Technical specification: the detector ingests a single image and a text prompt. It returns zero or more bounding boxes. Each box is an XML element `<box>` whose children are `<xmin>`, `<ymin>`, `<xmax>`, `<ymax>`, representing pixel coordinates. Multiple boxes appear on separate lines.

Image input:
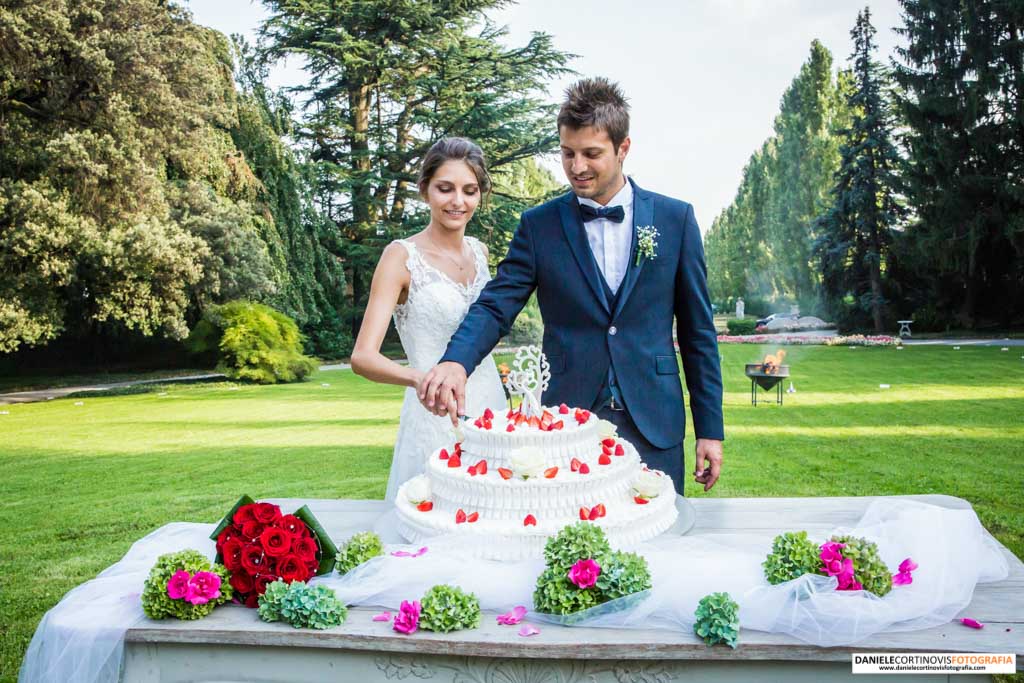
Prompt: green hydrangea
<box><xmin>257</xmin><ymin>580</ymin><xmax>347</xmax><ymax>629</ymax></box>
<box><xmin>542</xmin><ymin>522</ymin><xmax>612</xmax><ymax>573</ymax></box>
<box><xmin>694</xmin><ymin>592</ymin><xmax>740</xmax><ymax>648</ymax></box>
<box><xmin>763</xmin><ymin>531</ymin><xmax>821</xmax><ymax>585</ymax></box>
<box><xmin>141</xmin><ymin>549</ymin><xmax>232</xmax><ymax>620</ymax></box>
<box><xmin>595</xmin><ymin>550</ymin><xmax>652</xmax><ymax>600</ymax></box>
<box><xmin>335</xmin><ymin>531</ymin><xmax>384</xmax><ymax>574</ymax></box>
<box><xmin>828</xmin><ymin>535</ymin><xmax>893</xmax><ymax>597</ymax></box>
<box><xmin>418</xmin><ymin>584</ymin><xmax>481</xmax><ymax>632</ymax></box>
<box><xmin>533</xmin><ymin>565</ymin><xmax>602</xmax><ymax>616</ymax></box>
<box><xmin>257</xmin><ymin>580</ymin><xmax>290</xmax><ymax>622</ymax></box>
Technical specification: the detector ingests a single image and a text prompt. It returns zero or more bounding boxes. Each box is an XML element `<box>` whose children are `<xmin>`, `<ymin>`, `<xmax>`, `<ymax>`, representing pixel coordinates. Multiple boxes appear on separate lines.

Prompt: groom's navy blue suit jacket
<box><xmin>441</xmin><ymin>178</ymin><xmax>724</xmax><ymax>448</ymax></box>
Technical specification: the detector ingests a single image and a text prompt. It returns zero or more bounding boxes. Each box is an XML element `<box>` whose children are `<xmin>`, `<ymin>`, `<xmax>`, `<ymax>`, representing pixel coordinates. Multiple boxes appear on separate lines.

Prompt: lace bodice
<box><xmin>393</xmin><ymin>237</ymin><xmax>490</xmax><ymax>370</ymax></box>
<box><xmin>384</xmin><ymin>236</ymin><xmax>506</xmax><ymax>503</ymax></box>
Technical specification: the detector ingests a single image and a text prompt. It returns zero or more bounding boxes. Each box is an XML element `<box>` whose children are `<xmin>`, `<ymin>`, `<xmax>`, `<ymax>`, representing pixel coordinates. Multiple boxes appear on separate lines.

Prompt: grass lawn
<box><xmin>2</xmin><ymin>344</ymin><xmax>1023</xmax><ymax>680</ymax></box>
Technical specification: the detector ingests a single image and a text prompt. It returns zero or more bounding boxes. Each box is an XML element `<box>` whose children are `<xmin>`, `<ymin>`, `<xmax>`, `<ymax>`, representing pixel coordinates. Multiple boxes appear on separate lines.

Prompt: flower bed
<box><xmin>717</xmin><ymin>334</ymin><xmax>900</xmax><ymax>346</ymax></box>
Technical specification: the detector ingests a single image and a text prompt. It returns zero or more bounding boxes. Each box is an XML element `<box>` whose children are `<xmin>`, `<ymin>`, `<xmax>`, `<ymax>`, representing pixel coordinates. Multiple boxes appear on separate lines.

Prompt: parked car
<box><xmin>753</xmin><ymin>313</ymin><xmax>798</xmax><ymax>327</ymax></box>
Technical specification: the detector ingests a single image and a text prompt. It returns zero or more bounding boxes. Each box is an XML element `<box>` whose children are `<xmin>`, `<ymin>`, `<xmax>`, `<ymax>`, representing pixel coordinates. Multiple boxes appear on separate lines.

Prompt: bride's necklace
<box><xmin>426</xmin><ymin>234</ymin><xmax>470</xmax><ymax>272</ymax></box>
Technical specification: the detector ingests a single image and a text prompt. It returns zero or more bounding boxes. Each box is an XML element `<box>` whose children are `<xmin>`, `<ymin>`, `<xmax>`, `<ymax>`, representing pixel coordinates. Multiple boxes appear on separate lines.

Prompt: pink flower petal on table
<box><xmin>390</xmin><ymin>546</ymin><xmax>429</xmax><ymax>558</ymax></box>
<box><xmin>372</xmin><ymin>612</ymin><xmax>392</xmax><ymax>622</ymax></box>
<box><xmin>496</xmin><ymin>606</ymin><xmax>528</xmax><ymax>625</ymax></box>
<box><xmin>892</xmin><ymin>572</ymin><xmax>913</xmax><ymax>586</ymax></box>
<box><xmin>960</xmin><ymin>618</ymin><xmax>984</xmax><ymax>630</ymax></box>
<box><xmin>898</xmin><ymin>558</ymin><xmax>918</xmax><ymax>574</ymax></box>
<box><xmin>518</xmin><ymin>623</ymin><xmax>541</xmax><ymax>637</ymax></box>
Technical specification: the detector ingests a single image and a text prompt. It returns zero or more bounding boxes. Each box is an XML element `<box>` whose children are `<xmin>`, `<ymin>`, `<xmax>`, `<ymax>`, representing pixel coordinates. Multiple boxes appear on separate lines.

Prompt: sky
<box><xmin>185</xmin><ymin>0</ymin><xmax>905</xmax><ymax>233</ymax></box>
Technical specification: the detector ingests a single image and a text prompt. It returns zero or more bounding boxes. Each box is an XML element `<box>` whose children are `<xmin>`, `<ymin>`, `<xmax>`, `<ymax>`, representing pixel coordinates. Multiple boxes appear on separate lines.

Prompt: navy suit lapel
<box><xmin>613</xmin><ymin>179</ymin><xmax>654</xmax><ymax>320</ymax></box>
<box><xmin>558</xmin><ymin>194</ymin><xmax>611</xmax><ymax>315</ymax></box>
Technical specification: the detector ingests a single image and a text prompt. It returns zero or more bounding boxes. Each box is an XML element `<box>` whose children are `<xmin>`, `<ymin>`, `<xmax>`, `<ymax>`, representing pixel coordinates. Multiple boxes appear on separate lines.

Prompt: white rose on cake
<box><xmin>405</xmin><ymin>475</ymin><xmax>431</xmax><ymax>504</ymax></box>
<box><xmin>510</xmin><ymin>446</ymin><xmax>546</xmax><ymax>480</ymax></box>
<box><xmin>633</xmin><ymin>469</ymin><xmax>664</xmax><ymax>499</ymax></box>
<box><xmin>597</xmin><ymin>419</ymin><xmax>618</xmax><ymax>440</ymax></box>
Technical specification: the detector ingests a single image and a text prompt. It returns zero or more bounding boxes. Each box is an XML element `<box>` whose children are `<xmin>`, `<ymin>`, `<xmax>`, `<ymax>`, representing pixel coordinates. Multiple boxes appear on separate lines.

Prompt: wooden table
<box><xmin>122</xmin><ymin>495</ymin><xmax>1023</xmax><ymax>682</ymax></box>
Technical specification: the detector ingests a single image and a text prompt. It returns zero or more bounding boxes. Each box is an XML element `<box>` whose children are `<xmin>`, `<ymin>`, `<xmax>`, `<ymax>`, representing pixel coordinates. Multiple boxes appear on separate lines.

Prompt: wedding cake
<box><xmin>394</xmin><ymin>348</ymin><xmax>679</xmax><ymax>560</ymax></box>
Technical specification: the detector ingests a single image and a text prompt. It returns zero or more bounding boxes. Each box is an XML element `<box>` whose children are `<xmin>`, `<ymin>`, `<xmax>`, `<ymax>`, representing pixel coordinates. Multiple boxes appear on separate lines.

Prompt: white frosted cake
<box><xmin>394</xmin><ymin>403</ymin><xmax>679</xmax><ymax>560</ymax></box>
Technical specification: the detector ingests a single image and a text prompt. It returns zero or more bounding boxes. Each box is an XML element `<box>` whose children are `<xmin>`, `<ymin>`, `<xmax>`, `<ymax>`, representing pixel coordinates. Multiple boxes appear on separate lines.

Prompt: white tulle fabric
<box><xmin>385</xmin><ymin>237</ymin><xmax>507</xmax><ymax>502</ymax></box>
<box><xmin>330</xmin><ymin>499</ymin><xmax>1008</xmax><ymax>646</ymax></box>
<box><xmin>19</xmin><ymin>499</ymin><xmax>1008</xmax><ymax>683</ymax></box>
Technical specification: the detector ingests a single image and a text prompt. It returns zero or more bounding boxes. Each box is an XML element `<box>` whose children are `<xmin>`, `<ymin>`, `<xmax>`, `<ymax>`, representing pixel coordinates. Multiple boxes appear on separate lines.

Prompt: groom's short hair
<box><xmin>558</xmin><ymin>77</ymin><xmax>630</xmax><ymax>150</ymax></box>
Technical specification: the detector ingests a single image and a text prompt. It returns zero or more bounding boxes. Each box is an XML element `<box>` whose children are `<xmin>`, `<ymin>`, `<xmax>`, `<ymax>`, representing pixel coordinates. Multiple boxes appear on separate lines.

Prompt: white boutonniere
<box><xmin>635</xmin><ymin>225</ymin><xmax>660</xmax><ymax>266</ymax></box>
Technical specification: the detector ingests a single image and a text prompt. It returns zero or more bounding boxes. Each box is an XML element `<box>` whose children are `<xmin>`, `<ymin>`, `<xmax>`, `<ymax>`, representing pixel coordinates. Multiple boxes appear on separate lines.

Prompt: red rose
<box><xmin>229</xmin><ymin>571</ymin><xmax>254</xmax><ymax>594</ymax></box>
<box><xmin>244</xmin><ymin>593</ymin><xmax>259</xmax><ymax>608</ymax></box>
<box><xmin>262</xmin><ymin>555</ymin><xmax>277</xmax><ymax>575</ymax></box>
<box><xmin>254</xmin><ymin>574</ymin><xmax>277</xmax><ymax>595</ymax></box>
<box><xmin>278</xmin><ymin>514</ymin><xmax>303</xmax><ymax>536</ymax></box>
<box><xmin>217</xmin><ymin>524</ymin><xmax>242</xmax><ymax>549</ymax></box>
<box><xmin>241</xmin><ymin>520</ymin><xmax>263</xmax><ymax>541</ymax></box>
<box><xmin>221</xmin><ymin>539</ymin><xmax>244</xmax><ymax>571</ymax></box>
<box><xmin>277</xmin><ymin>554</ymin><xmax>310</xmax><ymax>583</ymax></box>
<box><xmin>240</xmin><ymin>544</ymin><xmax>266</xmax><ymax>574</ymax></box>
<box><xmin>293</xmin><ymin>536</ymin><xmax>318</xmax><ymax>563</ymax></box>
<box><xmin>259</xmin><ymin>527</ymin><xmax>293</xmax><ymax>557</ymax></box>
<box><xmin>253</xmin><ymin>502</ymin><xmax>282</xmax><ymax>525</ymax></box>
<box><xmin>233</xmin><ymin>503</ymin><xmax>257</xmax><ymax>526</ymax></box>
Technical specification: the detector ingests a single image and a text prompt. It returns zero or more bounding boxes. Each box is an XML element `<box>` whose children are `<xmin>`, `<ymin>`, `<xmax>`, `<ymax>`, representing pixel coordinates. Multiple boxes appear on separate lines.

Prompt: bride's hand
<box><xmin>418</xmin><ymin>362</ymin><xmax>467</xmax><ymax>425</ymax></box>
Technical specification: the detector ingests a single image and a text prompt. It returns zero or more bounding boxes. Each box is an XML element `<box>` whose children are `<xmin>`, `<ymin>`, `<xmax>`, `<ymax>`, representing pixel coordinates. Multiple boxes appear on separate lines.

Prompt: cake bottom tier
<box><xmin>394</xmin><ymin>475</ymin><xmax>679</xmax><ymax>561</ymax></box>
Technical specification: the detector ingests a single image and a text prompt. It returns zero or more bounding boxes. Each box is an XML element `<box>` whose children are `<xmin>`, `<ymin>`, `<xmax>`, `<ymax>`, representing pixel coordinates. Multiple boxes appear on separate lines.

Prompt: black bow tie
<box><xmin>579</xmin><ymin>203</ymin><xmax>625</xmax><ymax>223</ymax></box>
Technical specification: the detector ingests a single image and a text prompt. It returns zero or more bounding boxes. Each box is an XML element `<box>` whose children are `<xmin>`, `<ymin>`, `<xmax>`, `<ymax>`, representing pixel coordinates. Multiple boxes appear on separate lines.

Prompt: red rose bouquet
<box><xmin>211</xmin><ymin>495</ymin><xmax>338</xmax><ymax>608</ymax></box>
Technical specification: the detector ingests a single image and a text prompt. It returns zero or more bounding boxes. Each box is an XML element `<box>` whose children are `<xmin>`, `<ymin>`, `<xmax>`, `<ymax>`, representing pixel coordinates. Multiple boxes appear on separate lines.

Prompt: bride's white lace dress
<box><xmin>384</xmin><ymin>237</ymin><xmax>507</xmax><ymax>502</ymax></box>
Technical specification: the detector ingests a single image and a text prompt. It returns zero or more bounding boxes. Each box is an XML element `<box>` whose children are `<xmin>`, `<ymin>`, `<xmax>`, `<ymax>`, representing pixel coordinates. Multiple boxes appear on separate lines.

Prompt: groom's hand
<box><xmin>693</xmin><ymin>439</ymin><xmax>723</xmax><ymax>492</ymax></box>
<box><xmin>418</xmin><ymin>362</ymin><xmax>468</xmax><ymax>426</ymax></box>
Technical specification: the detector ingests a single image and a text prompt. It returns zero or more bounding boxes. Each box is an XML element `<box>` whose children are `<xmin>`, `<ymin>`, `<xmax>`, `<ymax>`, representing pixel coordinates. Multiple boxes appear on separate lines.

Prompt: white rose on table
<box><xmin>510</xmin><ymin>446</ymin><xmax>546</xmax><ymax>480</ymax></box>
<box><xmin>633</xmin><ymin>469</ymin><xmax>664</xmax><ymax>499</ymax></box>
<box><xmin>597</xmin><ymin>419</ymin><xmax>618</xmax><ymax>440</ymax></box>
<box><xmin>405</xmin><ymin>475</ymin><xmax>431</xmax><ymax>504</ymax></box>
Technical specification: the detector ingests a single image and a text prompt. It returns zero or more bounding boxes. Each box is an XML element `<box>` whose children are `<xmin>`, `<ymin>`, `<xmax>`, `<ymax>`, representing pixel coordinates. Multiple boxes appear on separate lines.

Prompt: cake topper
<box><xmin>506</xmin><ymin>346</ymin><xmax>550</xmax><ymax>417</ymax></box>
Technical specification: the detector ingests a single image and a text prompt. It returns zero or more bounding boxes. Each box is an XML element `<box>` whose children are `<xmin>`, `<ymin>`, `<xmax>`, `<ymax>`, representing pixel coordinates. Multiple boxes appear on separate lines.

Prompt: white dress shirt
<box><xmin>577</xmin><ymin>180</ymin><xmax>634</xmax><ymax>294</ymax></box>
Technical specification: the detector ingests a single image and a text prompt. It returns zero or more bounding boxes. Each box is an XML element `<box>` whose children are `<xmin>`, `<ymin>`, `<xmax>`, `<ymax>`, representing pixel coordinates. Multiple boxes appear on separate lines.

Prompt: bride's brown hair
<box><xmin>417</xmin><ymin>137</ymin><xmax>492</xmax><ymax>198</ymax></box>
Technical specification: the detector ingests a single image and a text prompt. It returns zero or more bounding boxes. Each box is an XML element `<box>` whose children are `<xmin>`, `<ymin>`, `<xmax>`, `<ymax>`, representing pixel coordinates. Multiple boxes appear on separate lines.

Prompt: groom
<box><xmin>419</xmin><ymin>77</ymin><xmax>724</xmax><ymax>493</ymax></box>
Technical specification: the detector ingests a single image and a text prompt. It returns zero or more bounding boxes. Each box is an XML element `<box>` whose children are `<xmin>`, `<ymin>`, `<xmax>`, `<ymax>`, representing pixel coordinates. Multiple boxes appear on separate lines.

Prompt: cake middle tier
<box><xmin>425</xmin><ymin>441</ymin><xmax>643</xmax><ymax>520</ymax></box>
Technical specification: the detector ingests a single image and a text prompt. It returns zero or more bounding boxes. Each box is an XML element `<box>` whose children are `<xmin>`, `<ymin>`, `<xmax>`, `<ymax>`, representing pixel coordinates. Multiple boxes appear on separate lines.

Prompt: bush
<box><xmin>187</xmin><ymin>300</ymin><xmax>317</xmax><ymax>383</ymax></box>
<box><xmin>418</xmin><ymin>584</ymin><xmax>481</xmax><ymax>633</ymax></box>
<box><xmin>726</xmin><ymin>318</ymin><xmax>758</xmax><ymax>335</ymax></box>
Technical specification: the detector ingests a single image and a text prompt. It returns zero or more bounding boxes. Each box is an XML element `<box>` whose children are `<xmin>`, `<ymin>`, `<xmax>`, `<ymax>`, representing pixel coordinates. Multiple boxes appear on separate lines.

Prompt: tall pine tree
<box><xmin>891</xmin><ymin>0</ymin><xmax>1024</xmax><ymax>329</ymax></box>
<box><xmin>258</xmin><ymin>1</ymin><xmax>571</xmax><ymax>336</ymax></box>
<box><xmin>814</xmin><ymin>7</ymin><xmax>904</xmax><ymax>333</ymax></box>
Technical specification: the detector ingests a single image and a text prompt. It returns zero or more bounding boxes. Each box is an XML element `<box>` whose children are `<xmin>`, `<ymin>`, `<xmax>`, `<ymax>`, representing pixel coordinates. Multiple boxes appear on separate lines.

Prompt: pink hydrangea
<box><xmin>567</xmin><ymin>558</ymin><xmax>601</xmax><ymax>589</ymax></box>
<box><xmin>166</xmin><ymin>570</ymin><xmax>191</xmax><ymax>600</ymax></box>
<box><xmin>185</xmin><ymin>571</ymin><xmax>222</xmax><ymax>605</ymax></box>
<box><xmin>393</xmin><ymin>599</ymin><xmax>421</xmax><ymax>635</ymax></box>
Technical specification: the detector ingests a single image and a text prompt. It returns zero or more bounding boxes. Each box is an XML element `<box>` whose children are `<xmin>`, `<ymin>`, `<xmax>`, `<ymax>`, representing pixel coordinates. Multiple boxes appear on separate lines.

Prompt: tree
<box><xmin>814</xmin><ymin>7</ymin><xmax>905</xmax><ymax>333</ymax></box>
<box><xmin>891</xmin><ymin>0</ymin><xmax>1024</xmax><ymax>328</ymax></box>
<box><xmin>705</xmin><ymin>42</ymin><xmax>851</xmax><ymax>314</ymax></box>
<box><xmin>258</xmin><ymin>0</ymin><xmax>572</xmax><ymax>336</ymax></box>
<box><xmin>0</xmin><ymin>1</ymin><xmax>287</xmax><ymax>354</ymax></box>
<box><xmin>768</xmin><ymin>40</ymin><xmax>853</xmax><ymax>309</ymax></box>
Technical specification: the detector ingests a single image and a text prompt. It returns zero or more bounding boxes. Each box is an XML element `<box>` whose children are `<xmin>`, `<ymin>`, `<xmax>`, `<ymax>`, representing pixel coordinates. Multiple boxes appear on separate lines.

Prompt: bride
<box><xmin>350</xmin><ymin>137</ymin><xmax>507</xmax><ymax>502</ymax></box>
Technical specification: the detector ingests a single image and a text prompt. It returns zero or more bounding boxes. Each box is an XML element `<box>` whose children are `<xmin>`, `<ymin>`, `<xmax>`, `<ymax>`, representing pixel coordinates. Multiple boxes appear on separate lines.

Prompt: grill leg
<box><xmin>751</xmin><ymin>378</ymin><xmax>756</xmax><ymax>406</ymax></box>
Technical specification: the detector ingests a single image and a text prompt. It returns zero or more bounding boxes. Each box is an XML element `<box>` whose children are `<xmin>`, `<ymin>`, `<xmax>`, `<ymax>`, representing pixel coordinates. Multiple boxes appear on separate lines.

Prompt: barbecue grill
<box><xmin>745</xmin><ymin>364</ymin><xmax>790</xmax><ymax>406</ymax></box>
